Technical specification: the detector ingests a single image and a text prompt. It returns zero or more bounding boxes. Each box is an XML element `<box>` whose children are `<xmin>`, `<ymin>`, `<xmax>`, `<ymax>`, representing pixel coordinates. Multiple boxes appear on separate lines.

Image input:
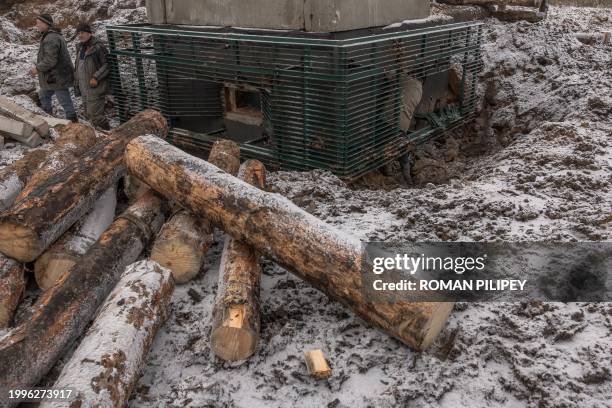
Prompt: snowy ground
<box><xmin>1</xmin><ymin>2</ymin><xmax>611</xmax><ymax>408</ymax></box>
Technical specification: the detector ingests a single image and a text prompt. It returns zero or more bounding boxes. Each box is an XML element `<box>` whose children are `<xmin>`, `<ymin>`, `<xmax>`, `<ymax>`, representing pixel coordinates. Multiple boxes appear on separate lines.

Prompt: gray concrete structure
<box><xmin>146</xmin><ymin>0</ymin><xmax>430</xmax><ymax>32</ymax></box>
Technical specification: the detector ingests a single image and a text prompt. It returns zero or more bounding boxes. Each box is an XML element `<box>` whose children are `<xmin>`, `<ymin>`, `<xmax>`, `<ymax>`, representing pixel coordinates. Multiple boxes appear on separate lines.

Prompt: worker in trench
<box><xmin>74</xmin><ymin>22</ymin><xmax>110</xmax><ymax>131</ymax></box>
<box><xmin>29</xmin><ymin>14</ymin><xmax>78</xmax><ymax>123</ymax></box>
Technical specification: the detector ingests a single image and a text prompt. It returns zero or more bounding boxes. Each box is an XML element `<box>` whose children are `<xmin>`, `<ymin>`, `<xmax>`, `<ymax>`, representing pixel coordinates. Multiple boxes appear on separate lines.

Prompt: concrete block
<box><xmin>147</xmin><ymin>0</ymin><xmax>430</xmax><ymax>32</ymax></box>
<box><xmin>0</xmin><ymin>115</ymin><xmax>34</xmax><ymax>139</ymax></box>
<box><xmin>305</xmin><ymin>0</ymin><xmax>430</xmax><ymax>32</ymax></box>
<box><xmin>0</xmin><ymin>96</ymin><xmax>50</xmax><ymax>137</ymax></box>
<box><xmin>8</xmin><ymin>129</ymin><xmax>43</xmax><ymax>148</ymax></box>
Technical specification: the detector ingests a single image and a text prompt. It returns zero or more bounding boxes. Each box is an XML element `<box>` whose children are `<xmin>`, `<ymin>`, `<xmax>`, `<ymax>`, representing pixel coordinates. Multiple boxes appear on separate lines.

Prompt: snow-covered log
<box><xmin>0</xmin><ymin>122</ymin><xmax>97</xmax><ymax>212</ymax></box>
<box><xmin>0</xmin><ymin>110</ymin><xmax>167</xmax><ymax>262</ymax></box>
<box><xmin>0</xmin><ymin>254</ymin><xmax>24</xmax><ymax>329</ymax></box>
<box><xmin>150</xmin><ymin>139</ymin><xmax>240</xmax><ymax>284</ymax></box>
<box><xmin>211</xmin><ymin>160</ymin><xmax>265</xmax><ymax>362</ymax></box>
<box><xmin>34</xmin><ymin>184</ymin><xmax>118</xmax><ymax>290</ymax></box>
<box><xmin>125</xmin><ymin>136</ymin><xmax>454</xmax><ymax>351</ymax></box>
<box><xmin>0</xmin><ymin>191</ymin><xmax>166</xmax><ymax>408</ymax></box>
<box><xmin>40</xmin><ymin>260</ymin><xmax>174</xmax><ymax>408</ymax></box>
<box><xmin>437</xmin><ymin>0</ymin><xmax>541</xmax><ymax>6</ymax></box>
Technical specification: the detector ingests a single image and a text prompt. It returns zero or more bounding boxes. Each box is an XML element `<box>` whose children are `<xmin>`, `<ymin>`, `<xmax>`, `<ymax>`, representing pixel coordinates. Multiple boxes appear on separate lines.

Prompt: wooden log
<box><xmin>125</xmin><ymin>136</ymin><xmax>454</xmax><ymax>351</ymax></box>
<box><xmin>13</xmin><ymin>123</ymin><xmax>98</xmax><ymax>203</ymax></box>
<box><xmin>0</xmin><ymin>110</ymin><xmax>167</xmax><ymax>262</ymax></box>
<box><xmin>0</xmin><ymin>122</ymin><xmax>97</xmax><ymax>213</ymax></box>
<box><xmin>149</xmin><ymin>139</ymin><xmax>240</xmax><ymax>284</ymax></box>
<box><xmin>304</xmin><ymin>349</ymin><xmax>332</xmax><ymax>380</ymax></box>
<box><xmin>34</xmin><ymin>185</ymin><xmax>117</xmax><ymax>290</ymax></box>
<box><xmin>211</xmin><ymin>160</ymin><xmax>266</xmax><ymax>362</ymax></box>
<box><xmin>575</xmin><ymin>32</ymin><xmax>611</xmax><ymax>45</ymax></box>
<box><xmin>437</xmin><ymin>0</ymin><xmax>541</xmax><ymax>6</ymax></box>
<box><xmin>150</xmin><ymin>211</ymin><xmax>213</xmax><ymax>284</ymax></box>
<box><xmin>39</xmin><ymin>260</ymin><xmax>174</xmax><ymax>408</ymax></box>
<box><xmin>0</xmin><ymin>191</ymin><xmax>166</xmax><ymax>408</ymax></box>
<box><xmin>0</xmin><ymin>255</ymin><xmax>24</xmax><ymax>329</ymax></box>
<box><xmin>491</xmin><ymin>8</ymin><xmax>546</xmax><ymax>22</ymax></box>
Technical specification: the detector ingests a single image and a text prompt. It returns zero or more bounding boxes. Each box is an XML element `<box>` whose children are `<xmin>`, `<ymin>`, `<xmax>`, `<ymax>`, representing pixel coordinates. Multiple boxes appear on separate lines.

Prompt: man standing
<box><xmin>74</xmin><ymin>23</ymin><xmax>110</xmax><ymax>130</ymax></box>
<box><xmin>29</xmin><ymin>14</ymin><xmax>77</xmax><ymax>122</ymax></box>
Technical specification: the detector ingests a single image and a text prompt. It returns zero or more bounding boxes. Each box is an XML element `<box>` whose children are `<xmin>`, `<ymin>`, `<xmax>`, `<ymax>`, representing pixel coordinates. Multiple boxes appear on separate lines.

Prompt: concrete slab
<box><xmin>146</xmin><ymin>0</ymin><xmax>430</xmax><ymax>32</ymax></box>
<box><xmin>9</xmin><ymin>129</ymin><xmax>43</xmax><ymax>148</ymax></box>
<box><xmin>0</xmin><ymin>96</ymin><xmax>49</xmax><ymax>137</ymax></box>
<box><xmin>0</xmin><ymin>115</ymin><xmax>34</xmax><ymax>139</ymax></box>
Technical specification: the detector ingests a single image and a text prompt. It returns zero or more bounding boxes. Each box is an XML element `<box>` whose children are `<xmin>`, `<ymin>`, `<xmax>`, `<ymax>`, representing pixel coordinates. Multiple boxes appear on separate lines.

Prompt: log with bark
<box><xmin>0</xmin><ymin>255</ymin><xmax>24</xmax><ymax>329</ymax></box>
<box><xmin>39</xmin><ymin>260</ymin><xmax>174</xmax><ymax>408</ymax></box>
<box><xmin>0</xmin><ymin>110</ymin><xmax>167</xmax><ymax>262</ymax></box>
<box><xmin>34</xmin><ymin>185</ymin><xmax>117</xmax><ymax>290</ymax></box>
<box><xmin>437</xmin><ymin>0</ymin><xmax>541</xmax><ymax>6</ymax></box>
<box><xmin>0</xmin><ymin>190</ymin><xmax>166</xmax><ymax>408</ymax></box>
<box><xmin>150</xmin><ymin>139</ymin><xmax>240</xmax><ymax>284</ymax></box>
<box><xmin>125</xmin><ymin>136</ymin><xmax>454</xmax><ymax>351</ymax></box>
<box><xmin>0</xmin><ymin>122</ymin><xmax>97</xmax><ymax>212</ymax></box>
<box><xmin>211</xmin><ymin>160</ymin><xmax>266</xmax><ymax>362</ymax></box>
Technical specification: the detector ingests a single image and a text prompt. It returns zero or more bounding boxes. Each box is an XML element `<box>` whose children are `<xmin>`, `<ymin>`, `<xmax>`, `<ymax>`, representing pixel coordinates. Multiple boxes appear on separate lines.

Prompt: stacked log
<box><xmin>150</xmin><ymin>139</ymin><xmax>240</xmax><ymax>284</ymax></box>
<box><xmin>0</xmin><ymin>110</ymin><xmax>167</xmax><ymax>262</ymax></box>
<box><xmin>34</xmin><ymin>184</ymin><xmax>118</xmax><ymax>290</ymax></box>
<box><xmin>211</xmin><ymin>160</ymin><xmax>266</xmax><ymax>362</ymax></box>
<box><xmin>0</xmin><ymin>255</ymin><xmax>24</xmax><ymax>329</ymax></box>
<box><xmin>125</xmin><ymin>136</ymin><xmax>453</xmax><ymax>351</ymax></box>
<box><xmin>0</xmin><ymin>190</ymin><xmax>166</xmax><ymax>408</ymax></box>
<box><xmin>0</xmin><ymin>122</ymin><xmax>97</xmax><ymax>212</ymax></box>
<box><xmin>40</xmin><ymin>260</ymin><xmax>174</xmax><ymax>408</ymax></box>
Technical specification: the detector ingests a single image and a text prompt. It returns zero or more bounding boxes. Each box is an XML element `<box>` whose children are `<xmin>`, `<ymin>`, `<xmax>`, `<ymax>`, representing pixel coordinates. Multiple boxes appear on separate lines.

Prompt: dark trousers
<box><xmin>39</xmin><ymin>88</ymin><xmax>76</xmax><ymax>120</ymax></box>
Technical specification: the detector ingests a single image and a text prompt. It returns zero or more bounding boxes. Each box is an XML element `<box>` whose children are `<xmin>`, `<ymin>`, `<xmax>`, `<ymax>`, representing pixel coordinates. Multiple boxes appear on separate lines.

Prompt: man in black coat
<box><xmin>29</xmin><ymin>14</ymin><xmax>77</xmax><ymax>122</ymax></box>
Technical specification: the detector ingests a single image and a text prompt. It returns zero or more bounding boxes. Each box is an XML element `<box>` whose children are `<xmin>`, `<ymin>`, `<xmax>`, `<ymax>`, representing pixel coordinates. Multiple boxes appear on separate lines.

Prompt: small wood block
<box><xmin>304</xmin><ymin>349</ymin><xmax>332</xmax><ymax>380</ymax></box>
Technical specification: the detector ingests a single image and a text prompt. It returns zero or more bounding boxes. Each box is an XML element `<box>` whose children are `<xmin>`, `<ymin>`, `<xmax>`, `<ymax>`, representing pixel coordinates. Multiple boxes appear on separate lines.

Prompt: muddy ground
<box><xmin>0</xmin><ymin>2</ymin><xmax>611</xmax><ymax>407</ymax></box>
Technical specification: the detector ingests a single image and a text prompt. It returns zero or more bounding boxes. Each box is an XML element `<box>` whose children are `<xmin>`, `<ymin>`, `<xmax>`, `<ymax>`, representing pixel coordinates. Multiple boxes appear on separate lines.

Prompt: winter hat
<box><xmin>76</xmin><ymin>22</ymin><xmax>92</xmax><ymax>34</ymax></box>
<box><xmin>36</xmin><ymin>14</ymin><xmax>54</xmax><ymax>27</ymax></box>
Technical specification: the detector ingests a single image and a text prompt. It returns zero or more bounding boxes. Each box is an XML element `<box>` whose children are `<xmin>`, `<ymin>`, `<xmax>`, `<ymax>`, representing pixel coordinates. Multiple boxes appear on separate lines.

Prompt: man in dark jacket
<box><xmin>74</xmin><ymin>22</ymin><xmax>110</xmax><ymax>130</ymax></box>
<box><xmin>29</xmin><ymin>14</ymin><xmax>77</xmax><ymax>122</ymax></box>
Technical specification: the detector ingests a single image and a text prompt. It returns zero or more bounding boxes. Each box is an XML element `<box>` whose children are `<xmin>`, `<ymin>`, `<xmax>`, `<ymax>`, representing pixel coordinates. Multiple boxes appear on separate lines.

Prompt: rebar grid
<box><xmin>107</xmin><ymin>22</ymin><xmax>483</xmax><ymax>179</ymax></box>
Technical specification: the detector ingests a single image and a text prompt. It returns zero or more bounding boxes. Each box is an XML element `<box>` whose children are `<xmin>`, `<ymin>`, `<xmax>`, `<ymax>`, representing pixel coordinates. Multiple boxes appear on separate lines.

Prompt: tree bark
<box><xmin>211</xmin><ymin>160</ymin><xmax>266</xmax><ymax>362</ymax></box>
<box><xmin>39</xmin><ymin>260</ymin><xmax>174</xmax><ymax>408</ymax></box>
<box><xmin>149</xmin><ymin>139</ymin><xmax>240</xmax><ymax>284</ymax></box>
<box><xmin>125</xmin><ymin>136</ymin><xmax>454</xmax><ymax>351</ymax></box>
<box><xmin>0</xmin><ymin>123</ymin><xmax>97</xmax><ymax>212</ymax></box>
<box><xmin>0</xmin><ymin>190</ymin><xmax>166</xmax><ymax>408</ymax></box>
<box><xmin>491</xmin><ymin>8</ymin><xmax>546</xmax><ymax>22</ymax></box>
<box><xmin>437</xmin><ymin>0</ymin><xmax>541</xmax><ymax>6</ymax></box>
<box><xmin>0</xmin><ymin>255</ymin><xmax>24</xmax><ymax>329</ymax></box>
<box><xmin>34</xmin><ymin>185</ymin><xmax>118</xmax><ymax>290</ymax></box>
<box><xmin>0</xmin><ymin>110</ymin><xmax>167</xmax><ymax>262</ymax></box>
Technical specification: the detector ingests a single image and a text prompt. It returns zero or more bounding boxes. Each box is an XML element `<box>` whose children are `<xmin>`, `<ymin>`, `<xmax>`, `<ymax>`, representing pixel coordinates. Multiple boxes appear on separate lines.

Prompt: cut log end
<box><xmin>401</xmin><ymin>302</ymin><xmax>455</xmax><ymax>350</ymax></box>
<box><xmin>304</xmin><ymin>349</ymin><xmax>332</xmax><ymax>380</ymax></box>
<box><xmin>211</xmin><ymin>305</ymin><xmax>258</xmax><ymax>362</ymax></box>
<box><xmin>150</xmin><ymin>239</ymin><xmax>206</xmax><ymax>284</ymax></box>
<box><xmin>0</xmin><ymin>222</ymin><xmax>39</xmax><ymax>263</ymax></box>
<box><xmin>34</xmin><ymin>256</ymin><xmax>76</xmax><ymax>290</ymax></box>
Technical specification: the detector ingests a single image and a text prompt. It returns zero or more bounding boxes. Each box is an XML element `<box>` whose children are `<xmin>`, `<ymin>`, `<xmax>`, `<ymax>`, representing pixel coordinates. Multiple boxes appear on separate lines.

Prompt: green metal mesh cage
<box><xmin>107</xmin><ymin>21</ymin><xmax>483</xmax><ymax>179</ymax></box>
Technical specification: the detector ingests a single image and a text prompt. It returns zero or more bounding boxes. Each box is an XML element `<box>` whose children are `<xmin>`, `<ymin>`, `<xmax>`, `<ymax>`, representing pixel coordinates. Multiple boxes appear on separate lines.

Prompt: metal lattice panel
<box><xmin>107</xmin><ymin>22</ymin><xmax>483</xmax><ymax>179</ymax></box>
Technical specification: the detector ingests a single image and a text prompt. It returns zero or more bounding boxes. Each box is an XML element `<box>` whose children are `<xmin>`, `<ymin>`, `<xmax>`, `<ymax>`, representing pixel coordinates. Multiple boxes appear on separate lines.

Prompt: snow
<box><xmin>0</xmin><ymin>2</ymin><xmax>611</xmax><ymax>408</ymax></box>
